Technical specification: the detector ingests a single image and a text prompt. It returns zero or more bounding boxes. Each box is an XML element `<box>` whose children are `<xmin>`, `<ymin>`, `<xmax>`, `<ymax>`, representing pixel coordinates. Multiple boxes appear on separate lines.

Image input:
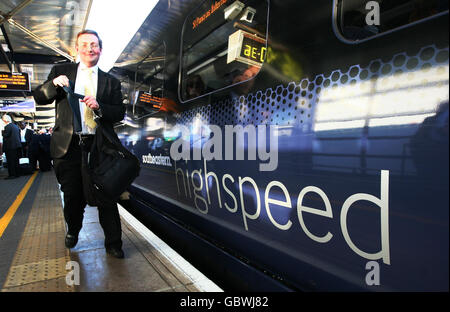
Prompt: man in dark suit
<box><xmin>37</xmin><ymin>128</ymin><xmax>52</xmax><ymax>172</ymax></box>
<box><xmin>18</xmin><ymin>121</ymin><xmax>34</xmax><ymax>158</ymax></box>
<box><xmin>1</xmin><ymin>115</ymin><xmax>22</xmax><ymax>179</ymax></box>
<box><xmin>28</xmin><ymin>129</ymin><xmax>40</xmax><ymax>171</ymax></box>
<box><xmin>33</xmin><ymin>30</ymin><xmax>125</xmax><ymax>258</ymax></box>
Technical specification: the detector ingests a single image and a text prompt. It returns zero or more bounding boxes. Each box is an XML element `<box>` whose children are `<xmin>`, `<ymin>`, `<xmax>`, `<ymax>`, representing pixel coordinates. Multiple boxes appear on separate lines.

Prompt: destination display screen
<box><xmin>0</xmin><ymin>72</ymin><xmax>30</xmax><ymax>92</ymax></box>
<box><xmin>136</xmin><ymin>91</ymin><xmax>162</xmax><ymax>110</ymax></box>
<box><xmin>240</xmin><ymin>35</ymin><xmax>266</xmax><ymax>64</ymax></box>
<box><xmin>227</xmin><ymin>30</ymin><xmax>266</xmax><ymax>67</ymax></box>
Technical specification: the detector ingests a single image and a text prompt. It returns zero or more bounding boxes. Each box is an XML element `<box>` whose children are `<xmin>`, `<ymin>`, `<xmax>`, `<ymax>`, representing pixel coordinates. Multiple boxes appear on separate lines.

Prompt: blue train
<box><xmin>113</xmin><ymin>0</ymin><xmax>449</xmax><ymax>291</ymax></box>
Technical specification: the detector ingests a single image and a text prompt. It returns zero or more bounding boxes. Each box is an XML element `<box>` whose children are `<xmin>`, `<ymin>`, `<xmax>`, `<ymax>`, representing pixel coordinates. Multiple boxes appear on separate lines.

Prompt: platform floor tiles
<box><xmin>1</xmin><ymin>171</ymin><xmax>201</xmax><ymax>292</ymax></box>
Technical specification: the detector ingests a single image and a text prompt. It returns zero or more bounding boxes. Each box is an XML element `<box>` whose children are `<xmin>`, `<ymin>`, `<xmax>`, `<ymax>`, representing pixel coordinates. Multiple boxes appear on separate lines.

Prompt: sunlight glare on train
<box><xmin>314</xmin><ymin>64</ymin><xmax>449</xmax><ymax>131</ymax></box>
<box><xmin>85</xmin><ymin>0</ymin><xmax>159</xmax><ymax>72</ymax></box>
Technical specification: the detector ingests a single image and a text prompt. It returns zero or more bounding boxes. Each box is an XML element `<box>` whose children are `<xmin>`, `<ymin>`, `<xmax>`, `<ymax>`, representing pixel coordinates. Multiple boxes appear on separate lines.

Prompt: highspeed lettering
<box><xmin>175</xmin><ymin>159</ymin><xmax>391</xmax><ymax>265</ymax></box>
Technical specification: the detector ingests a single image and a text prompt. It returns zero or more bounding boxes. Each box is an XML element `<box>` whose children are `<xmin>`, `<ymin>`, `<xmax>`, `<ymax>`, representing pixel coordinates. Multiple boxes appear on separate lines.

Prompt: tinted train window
<box><xmin>180</xmin><ymin>0</ymin><xmax>269</xmax><ymax>102</ymax></box>
<box><xmin>336</xmin><ymin>0</ymin><xmax>449</xmax><ymax>41</ymax></box>
<box><xmin>130</xmin><ymin>43</ymin><xmax>166</xmax><ymax>120</ymax></box>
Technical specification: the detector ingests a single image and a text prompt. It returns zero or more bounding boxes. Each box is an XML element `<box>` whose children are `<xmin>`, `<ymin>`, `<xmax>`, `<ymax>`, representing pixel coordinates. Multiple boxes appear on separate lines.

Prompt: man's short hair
<box><xmin>76</xmin><ymin>29</ymin><xmax>103</xmax><ymax>49</ymax></box>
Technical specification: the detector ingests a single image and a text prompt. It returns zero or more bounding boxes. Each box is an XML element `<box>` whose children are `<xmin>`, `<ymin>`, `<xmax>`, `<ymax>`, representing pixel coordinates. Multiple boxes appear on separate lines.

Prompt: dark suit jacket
<box><xmin>33</xmin><ymin>63</ymin><xmax>124</xmax><ymax>158</ymax></box>
<box><xmin>24</xmin><ymin>128</ymin><xmax>34</xmax><ymax>144</ymax></box>
<box><xmin>2</xmin><ymin>123</ymin><xmax>22</xmax><ymax>151</ymax></box>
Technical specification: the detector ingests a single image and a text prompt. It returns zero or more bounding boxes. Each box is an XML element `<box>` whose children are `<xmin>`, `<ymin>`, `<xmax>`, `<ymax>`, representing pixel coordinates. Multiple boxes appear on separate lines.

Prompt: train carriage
<box><xmin>113</xmin><ymin>0</ymin><xmax>449</xmax><ymax>291</ymax></box>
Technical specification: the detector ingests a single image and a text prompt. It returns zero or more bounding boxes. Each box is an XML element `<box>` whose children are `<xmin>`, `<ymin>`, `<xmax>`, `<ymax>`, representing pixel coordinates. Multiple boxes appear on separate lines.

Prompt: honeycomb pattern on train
<box><xmin>176</xmin><ymin>45</ymin><xmax>449</xmax><ymax>128</ymax></box>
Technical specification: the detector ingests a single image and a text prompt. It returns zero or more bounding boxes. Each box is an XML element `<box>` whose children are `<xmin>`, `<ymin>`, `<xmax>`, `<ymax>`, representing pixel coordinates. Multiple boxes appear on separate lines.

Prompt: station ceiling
<box><xmin>1</xmin><ymin>0</ymin><xmax>198</xmax><ymax>129</ymax></box>
<box><xmin>0</xmin><ymin>0</ymin><xmax>92</xmax><ymax>129</ymax></box>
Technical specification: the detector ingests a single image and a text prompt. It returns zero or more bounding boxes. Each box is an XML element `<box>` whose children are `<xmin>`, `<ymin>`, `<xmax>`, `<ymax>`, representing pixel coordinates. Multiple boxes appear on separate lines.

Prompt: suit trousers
<box><xmin>53</xmin><ymin>135</ymin><xmax>122</xmax><ymax>249</ymax></box>
<box><xmin>5</xmin><ymin>148</ymin><xmax>20</xmax><ymax>177</ymax></box>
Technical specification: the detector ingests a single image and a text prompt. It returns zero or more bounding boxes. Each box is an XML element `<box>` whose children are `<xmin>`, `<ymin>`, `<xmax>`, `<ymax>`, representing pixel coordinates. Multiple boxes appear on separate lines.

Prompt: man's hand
<box><xmin>52</xmin><ymin>75</ymin><xmax>69</xmax><ymax>88</ymax></box>
<box><xmin>82</xmin><ymin>95</ymin><xmax>100</xmax><ymax>110</ymax></box>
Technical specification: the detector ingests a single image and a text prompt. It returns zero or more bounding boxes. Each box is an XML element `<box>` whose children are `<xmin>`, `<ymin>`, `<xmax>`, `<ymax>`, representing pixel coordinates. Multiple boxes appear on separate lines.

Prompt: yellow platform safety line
<box><xmin>0</xmin><ymin>171</ymin><xmax>39</xmax><ymax>238</ymax></box>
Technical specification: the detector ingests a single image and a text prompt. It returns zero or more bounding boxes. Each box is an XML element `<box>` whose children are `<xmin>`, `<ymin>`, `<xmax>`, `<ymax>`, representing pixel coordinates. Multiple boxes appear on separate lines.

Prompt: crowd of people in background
<box><xmin>0</xmin><ymin>113</ymin><xmax>53</xmax><ymax>179</ymax></box>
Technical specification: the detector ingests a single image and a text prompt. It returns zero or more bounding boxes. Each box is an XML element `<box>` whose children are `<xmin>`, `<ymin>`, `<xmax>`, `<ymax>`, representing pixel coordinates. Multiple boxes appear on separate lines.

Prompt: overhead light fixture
<box><xmin>224</xmin><ymin>0</ymin><xmax>245</xmax><ymax>21</ymax></box>
<box><xmin>84</xmin><ymin>0</ymin><xmax>159</xmax><ymax>72</ymax></box>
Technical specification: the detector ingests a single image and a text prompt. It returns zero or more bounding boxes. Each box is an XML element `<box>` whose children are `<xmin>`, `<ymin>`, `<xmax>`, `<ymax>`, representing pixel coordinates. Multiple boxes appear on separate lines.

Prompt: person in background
<box><xmin>18</xmin><ymin>121</ymin><xmax>34</xmax><ymax>158</ymax></box>
<box><xmin>28</xmin><ymin>129</ymin><xmax>40</xmax><ymax>171</ymax></box>
<box><xmin>1</xmin><ymin>115</ymin><xmax>22</xmax><ymax>179</ymax></box>
<box><xmin>33</xmin><ymin>29</ymin><xmax>125</xmax><ymax>258</ymax></box>
<box><xmin>38</xmin><ymin>128</ymin><xmax>52</xmax><ymax>172</ymax></box>
<box><xmin>232</xmin><ymin>66</ymin><xmax>259</xmax><ymax>96</ymax></box>
<box><xmin>185</xmin><ymin>74</ymin><xmax>205</xmax><ymax>99</ymax></box>
<box><xmin>0</xmin><ymin>116</ymin><xmax>4</xmax><ymax>161</ymax></box>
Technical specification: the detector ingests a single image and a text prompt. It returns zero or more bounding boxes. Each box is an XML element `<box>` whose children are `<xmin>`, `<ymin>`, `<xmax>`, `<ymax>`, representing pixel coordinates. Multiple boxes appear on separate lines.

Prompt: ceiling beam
<box><xmin>5</xmin><ymin>0</ymin><xmax>35</xmax><ymax>19</ymax></box>
<box><xmin>0</xmin><ymin>24</ymin><xmax>14</xmax><ymax>55</ymax></box>
<box><xmin>0</xmin><ymin>0</ymin><xmax>35</xmax><ymax>25</ymax></box>
<box><xmin>0</xmin><ymin>41</ymin><xmax>12</xmax><ymax>71</ymax></box>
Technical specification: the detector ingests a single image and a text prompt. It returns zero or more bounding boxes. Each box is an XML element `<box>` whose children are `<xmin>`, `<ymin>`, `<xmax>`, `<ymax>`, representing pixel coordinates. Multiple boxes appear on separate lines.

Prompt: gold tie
<box><xmin>84</xmin><ymin>69</ymin><xmax>97</xmax><ymax>130</ymax></box>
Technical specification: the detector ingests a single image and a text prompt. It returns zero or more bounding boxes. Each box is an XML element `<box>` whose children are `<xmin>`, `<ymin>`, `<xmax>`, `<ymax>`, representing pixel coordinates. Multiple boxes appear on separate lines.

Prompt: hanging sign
<box><xmin>0</xmin><ymin>72</ymin><xmax>31</xmax><ymax>92</ymax></box>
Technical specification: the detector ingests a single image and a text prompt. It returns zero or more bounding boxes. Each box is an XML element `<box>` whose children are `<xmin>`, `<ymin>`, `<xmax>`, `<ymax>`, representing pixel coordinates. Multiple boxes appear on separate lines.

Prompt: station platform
<box><xmin>0</xmin><ymin>167</ymin><xmax>222</xmax><ymax>292</ymax></box>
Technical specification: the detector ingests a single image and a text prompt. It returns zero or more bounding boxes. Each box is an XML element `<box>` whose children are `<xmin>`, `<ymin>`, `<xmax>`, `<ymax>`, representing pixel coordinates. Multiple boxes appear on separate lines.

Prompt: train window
<box><xmin>129</xmin><ymin>43</ymin><xmax>166</xmax><ymax>120</ymax></box>
<box><xmin>335</xmin><ymin>0</ymin><xmax>449</xmax><ymax>42</ymax></box>
<box><xmin>180</xmin><ymin>0</ymin><xmax>269</xmax><ymax>102</ymax></box>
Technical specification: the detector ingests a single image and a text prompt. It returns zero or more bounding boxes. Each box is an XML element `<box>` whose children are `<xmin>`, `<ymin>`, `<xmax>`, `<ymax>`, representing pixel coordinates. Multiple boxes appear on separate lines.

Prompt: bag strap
<box><xmin>96</xmin><ymin>119</ymin><xmax>127</xmax><ymax>153</ymax></box>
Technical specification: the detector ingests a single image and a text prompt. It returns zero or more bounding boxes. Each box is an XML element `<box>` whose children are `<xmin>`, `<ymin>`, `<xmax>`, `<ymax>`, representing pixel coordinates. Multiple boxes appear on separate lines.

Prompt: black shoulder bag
<box><xmin>81</xmin><ymin>120</ymin><xmax>140</xmax><ymax>206</ymax></box>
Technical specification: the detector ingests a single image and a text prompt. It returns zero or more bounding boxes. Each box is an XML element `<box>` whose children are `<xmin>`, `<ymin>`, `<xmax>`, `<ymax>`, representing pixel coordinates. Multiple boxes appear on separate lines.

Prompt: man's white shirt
<box><xmin>20</xmin><ymin>128</ymin><xmax>27</xmax><ymax>143</ymax></box>
<box><xmin>74</xmin><ymin>63</ymin><xmax>98</xmax><ymax>134</ymax></box>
